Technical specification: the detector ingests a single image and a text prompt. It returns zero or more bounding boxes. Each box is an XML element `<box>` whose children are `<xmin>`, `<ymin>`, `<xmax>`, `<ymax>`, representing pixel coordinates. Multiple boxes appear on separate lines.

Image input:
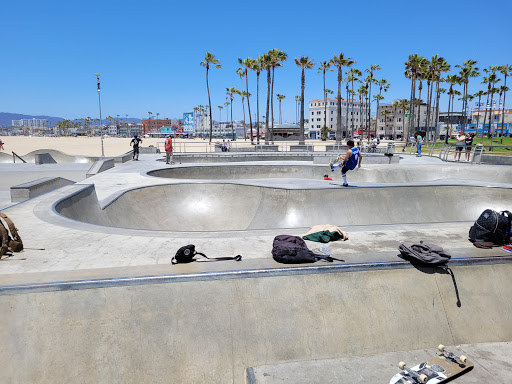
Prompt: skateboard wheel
<box><xmin>460</xmin><ymin>355</ymin><xmax>467</xmax><ymax>363</ymax></box>
<box><xmin>398</xmin><ymin>361</ymin><xmax>406</xmax><ymax>370</ymax></box>
<box><xmin>438</xmin><ymin>344</ymin><xmax>445</xmax><ymax>352</ymax></box>
<box><xmin>419</xmin><ymin>374</ymin><xmax>428</xmax><ymax>383</ymax></box>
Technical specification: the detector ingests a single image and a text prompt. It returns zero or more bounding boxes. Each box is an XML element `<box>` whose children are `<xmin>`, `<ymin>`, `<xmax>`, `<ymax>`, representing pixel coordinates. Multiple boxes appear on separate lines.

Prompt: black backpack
<box><xmin>469</xmin><ymin>209</ymin><xmax>512</xmax><ymax>246</ymax></box>
<box><xmin>398</xmin><ymin>242</ymin><xmax>452</xmax><ymax>267</ymax></box>
<box><xmin>272</xmin><ymin>235</ymin><xmax>344</xmax><ymax>264</ymax></box>
<box><xmin>172</xmin><ymin>244</ymin><xmax>242</xmax><ymax>264</ymax></box>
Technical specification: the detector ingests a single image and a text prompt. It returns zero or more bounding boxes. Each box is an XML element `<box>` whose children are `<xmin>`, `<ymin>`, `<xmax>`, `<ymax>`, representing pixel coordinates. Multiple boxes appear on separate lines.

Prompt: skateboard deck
<box><xmin>390</xmin><ymin>345</ymin><xmax>473</xmax><ymax>384</ymax></box>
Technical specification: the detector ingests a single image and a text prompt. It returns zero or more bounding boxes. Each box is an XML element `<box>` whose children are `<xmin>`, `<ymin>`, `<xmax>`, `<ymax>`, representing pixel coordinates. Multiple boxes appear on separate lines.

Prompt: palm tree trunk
<box><xmin>256</xmin><ymin>73</ymin><xmax>260</xmax><ymax>144</ymax></box>
<box><xmin>367</xmin><ymin>80</ymin><xmax>372</xmax><ymax>139</ymax></box>
<box><xmin>501</xmin><ymin>75</ymin><xmax>508</xmax><ymax>143</ymax></box>
<box><xmin>299</xmin><ymin>68</ymin><xmax>305</xmax><ymax>145</ymax></box>
<box><xmin>265</xmin><ymin>69</ymin><xmax>271</xmax><ymax>145</ymax></box>
<box><xmin>416</xmin><ymin>84</ymin><xmax>422</xmax><ymax>131</ymax></box>
<box><xmin>242</xmin><ymin>97</ymin><xmax>247</xmax><ymax>140</ymax></box>
<box><xmin>434</xmin><ymin>82</ymin><xmax>441</xmax><ymax>145</ymax></box>
<box><xmin>231</xmin><ymin>99</ymin><xmax>234</xmax><ymax>141</ymax></box>
<box><xmin>481</xmin><ymin>89</ymin><xmax>490</xmax><ymax>143</ymax></box>
<box><xmin>271</xmin><ymin>67</ymin><xmax>275</xmax><ymax>144</ymax></box>
<box><xmin>425</xmin><ymin>80</ymin><xmax>431</xmax><ymax>144</ymax></box>
<box><xmin>206</xmin><ymin>68</ymin><xmax>213</xmax><ymax>143</ymax></box>
<box><xmin>336</xmin><ymin>67</ymin><xmax>342</xmax><ymax>144</ymax></box>
<box><xmin>476</xmin><ymin>95</ymin><xmax>482</xmax><ymax>139</ymax></box>
<box><xmin>446</xmin><ymin>90</ymin><xmax>452</xmax><ymax>144</ymax></box>
<box><xmin>345</xmin><ymin>84</ymin><xmax>349</xmax><ymax>139</ymax></box>
<box><xmin>359</xmin><ymin>94</ymin><xmax>363</xmax><ymax>139</ymax></box>
<box><xmin>245</xmin><ymin>70</ymin><xmax>254</xmax><ymax>145</ymax></box>
<box><xmin>351</xmin><ymin>79</ymin><xmax>355</xmax><ymax>136</ymax></box>
<box><xmin>323</xmin><ymin>70</ymin><xmax>327</xmax><ymax>139</ymax></box>
<box><xmin>279</xmin><ymin>100</ymin><xmax>282</xmax><ymax>125</ymax></box>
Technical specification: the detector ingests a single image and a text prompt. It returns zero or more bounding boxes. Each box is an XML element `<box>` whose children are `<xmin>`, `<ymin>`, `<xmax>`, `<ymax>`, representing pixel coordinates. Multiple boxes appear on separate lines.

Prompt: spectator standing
<box><xmin>464</xmin><ymin>133</ymin><xmax>474</xmax><ymax>161</ymax></box>
<box><xmin>165</xmin><ymin>135</ymin><xmax>174</xmax><ymax>164</ymax></box>
<box><xmin>454</xmin><ymin>130</ymin><xmax>465</xmax><ymax>161</ymax></box>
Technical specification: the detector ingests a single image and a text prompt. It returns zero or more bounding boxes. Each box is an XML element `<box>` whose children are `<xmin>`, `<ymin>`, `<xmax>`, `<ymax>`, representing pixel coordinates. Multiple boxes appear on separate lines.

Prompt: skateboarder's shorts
<box><xmin>341</xmin><ymin>166</ymin><xmax>349</xmax><ymax>174</ymax></box>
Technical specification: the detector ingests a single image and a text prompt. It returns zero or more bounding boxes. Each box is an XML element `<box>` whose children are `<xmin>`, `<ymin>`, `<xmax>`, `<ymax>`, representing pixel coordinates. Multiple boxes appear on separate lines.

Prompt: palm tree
<box><xmin>432</xmin><ymin>58</ymin><xmax>450</xmax><ymax>142</ymax></box>
<box><xmin>226</xmin><ymin>87</ymin><xmax>237</xmax><ymax>140</ymax></box>
<box><xmin>455</xmin><ymin>60</ymin><xmax>479</xmax><ymax>132</ymax></box>
<box><xmin>240</xmin><ymin>90</ymin><xmax>250</xmax><ymax>140</ymax></box>
<box><xmin>415</xmin><ymin>62</ymin><xmax>429</xmax><ymax>131</ymax></box>
<box><xmin>405</xmin><ymin>54</ymin><xmax>428</xmax><ymax>140</ymax></box>
<box><xmin>238</xmin><ymin>58</ymin><xmax>254</xmax><ymax>144</ymax></box>
<box><xmin>483</xmin><ymin>66</ymin><xmax>501</xmax><ymax>140</ymax></box>
<box><xmin>445</xmin><ymin>74</ymin><xmax>461</xmax><ymax>143</ymax></box>
<box><xmin>276</xmin><ymin>94</ymin><xmax>286</xmax><ymax>124</ymax></box>
<box><xmin>295</xmin><ymin>56</ymin><xmax>315</xmax><ymax>145</ymax></box>
<box><xmin>330</xmin><ymin>53</ymin><xmax>356</xmax><ymax>143</ymax></box>
<box><xmin>472</xmin><ymin>90</ymin><xmax>485</xmax><ymax>137</ymax></box>
<box><xmin>262</xmin><ymin>53</ymin><xmax>273</xmax><ymax>144</ymax></box>
<box><xmin>268</xmin><ymin>48</ymin><xmax>288</xmax><ymax>144</ymax></box>
<box><xmin>357</xmin><ymin>85</ymin><xmax>368</xmax><ymax>138</ymax></box>
<box><xmin>381</xmin><ymin>110</ymin><xmax>392</xmax><ymax>138</ymax></box>
<box><xmin>249</xmin><ymin>57</ymin><xmax>264</xmax><ymax>144</ymax></box>
<box><xmin>200</xmin><ymin>52</ymin><xmax>222</xmax><ymax>142</ymax></box>
<box><xmin>373</xmin><ymin>94</ymin><xmax>384</xmax><ymax>137</ymax></box>
<box><xmin>374</xmin><ymin>78</ymin><xmax>390</xmax><ymax>137</ymax></box>
<box><xmin>392</xmin><ymin>100</ymin><xmax>400</xmax><ymax>139</ymax></box>
<box><xmin>347</xmin><ymin>68</ymin><xmax>361</xmax><ymax>137</ymax></box>
<box><xmin>396</xmin><ymin>99</ymin><xmax>410</xmax><ymax>140</ymax></box>
<box><xmin>295</xmin><ymin>95</ymin><xmax>301</xmax><ymax>124</ymax></box>
<box><xmin>156</xmin><ymin>112</ymin><xmax>160</xmax><ymax>132</ymax></box>
<box><xmin>318</xmin><ymin>60</ymin><xmax>333</xmax><ymax>135</ymax></box>
<box><xmin>365</xmin><ymin>64</ymin><xmax>381</xmax><ymax>138</ymax></box>
<box><xmin>218</xmin><ymin>106</ymin><xmax>223</xmax><ymax>130</ymax></box>
<box><xmin>147</xmin><ymin>112</ymin><xmax>152</xmax><ymax>134</ymax></box>
<box><xmin>499</xmin><ymin>65</ymin><xmax>511</xmax><ymax>143</ymax></box>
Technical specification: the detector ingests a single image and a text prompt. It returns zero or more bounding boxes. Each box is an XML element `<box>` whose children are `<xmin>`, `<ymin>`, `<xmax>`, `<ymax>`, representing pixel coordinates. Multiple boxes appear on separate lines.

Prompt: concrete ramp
<box><xmin>55</xmin><ymin>183</ymin><xmax>512</xmax><ymax>231</ymax></box>
<box><xmin>1</xmin><ymin>261</ymin><xmax>511</xmax><ymax>383</ymax></box>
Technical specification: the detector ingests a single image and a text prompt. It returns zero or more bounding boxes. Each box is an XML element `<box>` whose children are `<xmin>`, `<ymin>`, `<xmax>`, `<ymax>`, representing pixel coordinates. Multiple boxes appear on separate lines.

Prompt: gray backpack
<box><xmin>398</xmin><ymin>242</ymin><xmax>451</xmax><ymax>267</ymax></box>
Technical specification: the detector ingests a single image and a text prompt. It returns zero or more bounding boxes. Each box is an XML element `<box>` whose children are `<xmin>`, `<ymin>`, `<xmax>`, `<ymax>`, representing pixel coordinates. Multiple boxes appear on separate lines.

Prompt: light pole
<box><xmin>95</xmin><ymin>73</ymin><xmax>104</xmax><ymax>156</ymax></box>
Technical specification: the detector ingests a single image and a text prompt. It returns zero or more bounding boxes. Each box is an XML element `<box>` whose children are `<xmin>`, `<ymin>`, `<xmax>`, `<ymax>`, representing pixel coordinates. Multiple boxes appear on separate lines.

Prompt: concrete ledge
<box><xmin>10</xmin><ymin>177</ymin><xmax>75</xmax><ymax>202</ymax></box>
<box><xmin>34</xmin><ymin>153</ymin><xmax>57</xmax><ymax>164</ymax></box>
<box><xmin>139</xmin><ymin>146</ymin><xmax>160</xmax><ymax>154</ymax></box>
<box><xmin>289</xmin><ymin>145</ymin><xmax>314</xmax><ymax>152</ymax></box>
<box><xmin>86</xmin><ymin>158</ymin><xmax>115</xmax><ymax>178</ymax></box>
<box><xmin>325</xmin><ymin>144</ymin><xmax>348</xmax><ymax>152</ymax></box>
<box><xmin>255</xmin><ymin>145</ymin><xmax>279</xmax><ymax>152</ymax></box>
<box><xmin>114</xmin><ymin>152</ymin><xmax>133</xmax><ymax>163</ymax></box>
<box><xmin>481</xmin><ymin>154</ymin><xmax>512</xmax><ymax>165</ymax></box>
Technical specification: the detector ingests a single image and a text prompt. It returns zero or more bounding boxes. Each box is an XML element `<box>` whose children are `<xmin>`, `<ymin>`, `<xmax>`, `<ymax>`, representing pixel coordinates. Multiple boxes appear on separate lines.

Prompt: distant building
<box><xmin>142</xmin><ymin>118</ymin><xmax>173</xmax><ymax>135</ymax></box>
<box><xmin>438</xmin><ymin>112</ymin><xmax>470</xmax><ymax>125</ymax></box>
<box><xmin>12</xmin><ymin>118</ymin><xmax>49</xmax><ymax>128</ymax></box>
<box><xmin>378</xmin><ymin>102</ymin><xmax>438</xmax><ymax>139</ymax></box>
<box><xmin>308</xmin><ymin>98</ymin><xmax>369</xmax><ymax>139</ymax></box>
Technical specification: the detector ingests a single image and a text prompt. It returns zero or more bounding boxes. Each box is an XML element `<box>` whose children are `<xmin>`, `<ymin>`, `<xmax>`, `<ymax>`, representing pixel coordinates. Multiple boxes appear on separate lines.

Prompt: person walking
<box><xmin>465</xmin><ymin>133</ymin><xmax>474</xmax><ymax>161</ymax></box>
<box><xmin>330</xmin><ymin>139</ymin><xmax>362</xmax><ymax>187</ymax></box>
<box><xmin>454</xmin><ymin>130</ymin><xmax>465</xmax><ymax>161</ymax></box>
<box><xmin>165</xmin><ymin>135</ymin><xmax>174</xmax><ymax>164</ymax></box>
<box><xmin>416</xmin><ymin>134</ymin><xmax>423</xmax><ymax>157</ymax></box>
<box><xmin>130</xmin><ymin>134</ymin><xmax>142</xmax><ymax>160</ymax></box>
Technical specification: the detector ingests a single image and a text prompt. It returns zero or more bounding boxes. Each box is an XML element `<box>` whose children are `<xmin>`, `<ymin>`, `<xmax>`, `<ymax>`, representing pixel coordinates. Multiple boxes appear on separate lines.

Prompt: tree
<box><xmin>200</xmin><ymin>52</ymin><xmax>222</xmax><ymax>143</ymax></box>
<box><xmin>294</xmin><ymin>56</ymin><xmax>315</xmax><ymax>145</ymax></box>
<box><xmin>240</xmin><ymin>90</ymin><xmax>250</xmax><ymax>140</ymax></box>
<box><xmin>218</xmin><ymin>106</ymin><xmax>223</xmax><ymax>132</ymax></box>
<box><xmin>374</xmin><ymin>78</ymin><xmax>390</xmax><ymax>137</ymax></box>
<box><xmin>276</xmin><ymin>94</ymin><xmax>286</xmax><ymax>124</ymax></box>
<box><xmin>365</xmin><ymin>64</ymin><xmax>381</xmax><ymax>139</ymax></box>
<box><xmin>330</xmin><ymin>53</ymin><xmax>355</xmax><ymax>143</ymax></box>
<box><xmin>381</xmin><ymin>110</ymin><xmax>392</xmax><ymax>138</ymax></box>
<box><xmin>318</xmin><ymin>60</ymin><xmax>333</xmax><ymax>136</ymax></box>
<box><xmin>295</xmin><ymin>95</ymin><xmax>301</xmax><ymax>124</ymax></box>
<box><xmin>455</xmin><ymin>60</ymin><xmax>479</xmax><ymax>133</ymax></box>
<box><xmin>268</xmin><ymin>48</ymin><xmax>287</xmax><ymax>144</ymax></box>
<box><xmin>432</xmin><ymin>58</ymin><xmax>450</xmax><ymax>143</ymax></box>
<box><xmin>226</xmin><ymin>87</ymin><xmax>237</xmax><ymax>140</ymax></box>
<box><xmin>445</xmin><ymin>74</ymin><xmax>461</xmax><ymax>143</ymax></box>
<box><xmin>262</xmin><ymin>53</ymin><xmax>273</xmax><ymax>144</ymax></box>
<box><xmin>405</xmin><ymin>54</ymin><xmax>428</xmax><ymax>140</ymax></box>
<box><xmin>499</xmin><ymin>65</ymin><xmax>511</xmax><ymax>143</ymax></box>
<box><xmin>483</xmin><ymin>66</ymin><xmax>501</xmax><ymax>141</ymax></box>
<box><xmin>238</xmin><ymin>58</ymin><xmax>254</xmax><ymax>144</ymax></box>
<box><xmin>249</xmin><ymin>57</ymin><xmax>264</xmax><ymax>144</ymax></box>
<box><xmin>357</xmin><ymin>85</ymin><xmax>368</xmax><ymax>138</ymax></box>
<box><xmin>396</xmin><ymin>99</ymin><xmax>410</xmax><ymax>140</ymax></box>
<box><xmin>347</xmin><ymin>68</ymin><xmax>361</xmax><ymax>137</ymax></box>
<box><xmin>415</xmin><ymin>61</ymin><xmax>429</xmax><ymax>131</ymax></box>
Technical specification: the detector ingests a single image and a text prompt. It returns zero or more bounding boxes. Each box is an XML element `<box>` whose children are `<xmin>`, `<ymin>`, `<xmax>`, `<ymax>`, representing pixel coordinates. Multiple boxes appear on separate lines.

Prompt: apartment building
<box><xmin>12</xmin><ymin>118</ymin><xmax>49</xmax><ymax>127</ymax></box>
<box><xmin>308</xmin><ymin>98</ymin><xmax>369</xmax><ymax>139</ymax></box>
<box><xmin>376</xmin><ymin>102</ymin><xmax>438</xmax><ymax>139</ymax></box>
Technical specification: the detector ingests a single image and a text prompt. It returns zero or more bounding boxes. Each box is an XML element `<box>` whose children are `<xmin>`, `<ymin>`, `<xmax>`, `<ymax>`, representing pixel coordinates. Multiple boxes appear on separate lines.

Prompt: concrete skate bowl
<box><xmin>148</xmin><ymin>163</ymin><xmax>512</xmax><ymax>183</ymax></box>
<box><xmin>0</xmin><ymin>149</ymin><xmax>95</xmax><ymax>164</ymax></box>
<box><xmin>54</xmin><ymin>183</ymin><xmax>512</xmax><ymax>232</ymax></box>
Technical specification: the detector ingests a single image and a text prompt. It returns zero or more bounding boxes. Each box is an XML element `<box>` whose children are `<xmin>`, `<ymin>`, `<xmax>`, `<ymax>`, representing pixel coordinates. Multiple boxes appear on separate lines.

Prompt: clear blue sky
<box><xmin>2</xmin><ymin>0</ymin><xmax>511</xmax><ymax>122</ymax></box>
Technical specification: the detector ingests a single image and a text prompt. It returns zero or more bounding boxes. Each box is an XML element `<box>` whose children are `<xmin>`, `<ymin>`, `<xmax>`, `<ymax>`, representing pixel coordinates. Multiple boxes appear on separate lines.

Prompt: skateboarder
<box><xmin>164</xmin><ymin>135</ymin><xmax>173</xmax><ymax>164</ymax></box>
<box><xmin>416</xmin><ymin>134</ymin><xmax>423</xmax><ymax>156</ymax></box>
<box><xmin>130</xmin><ymin>134</ymin><xmax>142</xmax><ymax>160</ymax></box>
<box><xmin>330</xmin><ymin>139</ymin><xmax>362</xmax><ymax>187</ymax></box>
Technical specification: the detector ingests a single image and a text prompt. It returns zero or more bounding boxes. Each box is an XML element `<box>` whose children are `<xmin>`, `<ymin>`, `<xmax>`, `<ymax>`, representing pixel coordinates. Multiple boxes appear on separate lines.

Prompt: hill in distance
<box><xmin>0</xmin><ymin>112</ymin><xmax>142</xmax><ymax>127</ymax></box>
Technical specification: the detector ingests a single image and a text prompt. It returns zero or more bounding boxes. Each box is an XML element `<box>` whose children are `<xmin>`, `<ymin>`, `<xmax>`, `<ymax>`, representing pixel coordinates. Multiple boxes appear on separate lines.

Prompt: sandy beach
<box><xmin>0</xmin><ymin>136</ymin><xmax>337</xmax><ymax>157</ymax></box>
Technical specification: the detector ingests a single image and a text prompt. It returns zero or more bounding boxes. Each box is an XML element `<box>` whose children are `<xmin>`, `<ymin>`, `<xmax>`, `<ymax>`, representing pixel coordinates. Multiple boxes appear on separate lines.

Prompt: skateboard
<box><xmin>389</xmin><ymin>345</ymin><xmax>473</xmax><ymax>384</ymax></box>
<box><xmin>502</xmin><ymin>245</ymin><xmax>512</xmax><ymax>253</ymax></box>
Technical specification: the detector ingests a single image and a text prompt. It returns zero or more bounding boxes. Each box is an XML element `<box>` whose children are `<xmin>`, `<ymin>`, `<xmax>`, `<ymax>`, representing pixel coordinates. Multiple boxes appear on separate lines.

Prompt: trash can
<box><xmin>386</xmin><ymin>142</ymin><xmax>395</xmax><ymax>155</ymax></box>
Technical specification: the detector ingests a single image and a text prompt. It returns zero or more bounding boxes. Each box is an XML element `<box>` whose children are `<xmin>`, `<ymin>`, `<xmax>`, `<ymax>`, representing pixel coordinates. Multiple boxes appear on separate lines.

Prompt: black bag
<box><xmin>469</xmin><ymin>209</ymin><xmax>512</xmax><ymax>246</ymax></box>
<box><xmin>172</xmin><ymin>244</ymin><xmax>242</xmax><ymax>264</ymax></box>
<box><xmin>398</xmin><ymin>242</ymin><xmax>452</xmax><ymax>267</ymax></box>
<box><xmin>272</xmin><ymin>235</ymin><xmax>344</xmax><ymax>264</ymax></box>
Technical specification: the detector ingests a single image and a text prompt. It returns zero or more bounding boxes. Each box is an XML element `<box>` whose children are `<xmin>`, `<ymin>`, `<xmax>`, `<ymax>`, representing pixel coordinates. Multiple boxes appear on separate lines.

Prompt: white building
<box><xmin>12</xmin><ymin>118</ymin><xmax>49</xmax><ymax>128</ymax></box>
<box><xmin>308</xmin><ymin>98</ymin><xmax>369</xmax><ymax>139</ymax></box>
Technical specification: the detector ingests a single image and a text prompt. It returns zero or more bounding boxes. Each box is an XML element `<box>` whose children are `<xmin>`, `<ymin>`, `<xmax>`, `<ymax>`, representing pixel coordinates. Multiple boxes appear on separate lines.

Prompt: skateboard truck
<box><xmin>398</xmin><ymin>361</ymin><xmax>428</xmax><ymax>383</ymax></box>
<box><xmin>437</xmin><ymin>344</ymin><xmax>468</xmax><ymax>365</ymax></box>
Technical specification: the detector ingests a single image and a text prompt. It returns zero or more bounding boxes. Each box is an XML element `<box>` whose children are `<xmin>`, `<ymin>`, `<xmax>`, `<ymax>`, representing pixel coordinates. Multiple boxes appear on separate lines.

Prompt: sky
<box><xmin>1</xmin><ymin>0</ymin><xmax>511</xmax><ymax>123</ymax></box>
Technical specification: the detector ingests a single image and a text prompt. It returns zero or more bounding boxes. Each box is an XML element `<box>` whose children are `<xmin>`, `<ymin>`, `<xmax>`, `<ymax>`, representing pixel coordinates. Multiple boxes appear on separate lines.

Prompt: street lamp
<box><xmin>95</xmin><ymin>73</ymin><xmax>104</xmax><ymax>156</ymax></box>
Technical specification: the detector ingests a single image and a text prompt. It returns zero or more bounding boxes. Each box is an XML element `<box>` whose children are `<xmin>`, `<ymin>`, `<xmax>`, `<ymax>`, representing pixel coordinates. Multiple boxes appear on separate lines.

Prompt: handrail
<box><xmin>12</xmin><ymin>151</ymin><xmax>26</xmax><ymax>163</ymax></box>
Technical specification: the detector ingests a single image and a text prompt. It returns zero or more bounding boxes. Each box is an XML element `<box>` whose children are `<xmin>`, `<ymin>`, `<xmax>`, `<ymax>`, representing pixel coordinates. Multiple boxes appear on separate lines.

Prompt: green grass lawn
<box><xmin>395</xmin><ymin>137</ymin><xmax>512</xmax><ymax>154</ymax></box>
